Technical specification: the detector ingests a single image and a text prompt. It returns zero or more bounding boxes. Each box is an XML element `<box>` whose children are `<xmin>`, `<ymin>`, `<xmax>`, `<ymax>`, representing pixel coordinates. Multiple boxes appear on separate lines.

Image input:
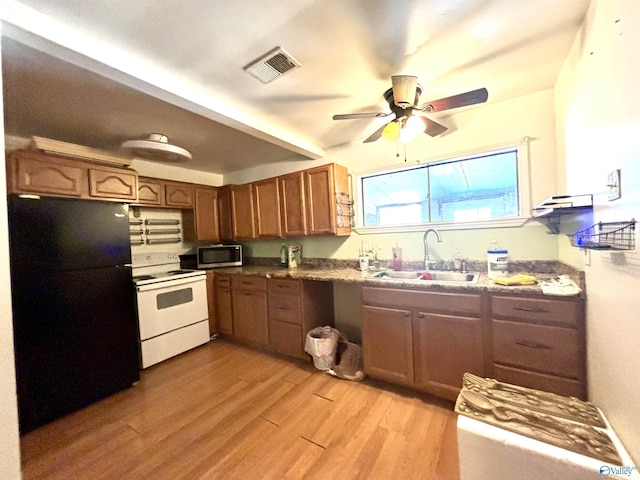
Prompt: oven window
<box><xmin>156</xmin><ymin>288</ymin><xmax>194</xmax><ymax>310</ymax></box>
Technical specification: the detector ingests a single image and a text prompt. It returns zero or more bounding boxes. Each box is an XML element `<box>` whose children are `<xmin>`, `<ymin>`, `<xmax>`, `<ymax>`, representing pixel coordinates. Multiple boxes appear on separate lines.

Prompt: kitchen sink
<box><xmin>371</xmin><ymin>270</ymin><xmax>479</xmax><ymax>284</ymax></box>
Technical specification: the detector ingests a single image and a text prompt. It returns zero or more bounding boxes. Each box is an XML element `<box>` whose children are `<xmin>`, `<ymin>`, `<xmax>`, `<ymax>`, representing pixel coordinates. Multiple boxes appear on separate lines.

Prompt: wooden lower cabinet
<box><xmin>267</xmin><ymin>278</ymin><xmax>334</xmax><ymax>360</ymax></box>
<box><xmin>362</xmin><ymin>305</ymin><xmax>414</xmax><ymax>386</ymax></box>
<box><xmin>205</xmin><ymin>271</ymin><xmax>217</xmax><ymax>335</ymax></box>
<box><xmin>361</xmin><ymin>286</ymin><xmax>485</xmax><ymax>400</ymax></box>
<box><xmin>489</xmin><ymin>294</ymin><xmax>586</xmax><ymax>399</ymax></box>
<box><xmin>231</xmin><ymin>276</ymin><xmax>269</xmax><ymax>346</ymax></box>
<box><xmin>414</xmin><ymin>312</ymin><xmax>484</xmax><ymax>399</ymax></box>
<box><xmin>216</xmin><ymin>275</ymin><xmax>334</xmax><ymax>360</ymax></box>
<box><xmin>215</xmin><ymin>274</ymin><xmax>233</xmax><ymax>335</ymax></box>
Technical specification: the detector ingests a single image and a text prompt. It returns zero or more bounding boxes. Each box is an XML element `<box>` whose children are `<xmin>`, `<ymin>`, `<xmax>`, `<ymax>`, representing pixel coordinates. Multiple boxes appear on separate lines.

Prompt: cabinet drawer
<box><xmin>269</xmin><ymin>320</ymin><xmax>304</xmax><ymax>358</ymax></box>
<box><xmin>493</xmin><ymin>364</ymin><xmax>585</xmax><ymax>399</ymax></box>
<box><xmin>268</xmin><ymin>278</ymin><xmax>301</xmax><ymax>296</ymax></box>
<box><xmin>215</xmin><ymin>274</ymin><xmax>231</xmax><ymax>287</ymax></box>
<box><xmin>362</xmin><ymin>287</ymin><xmax>481</xmax><ymax>316</ymax></box>
<box><xmin>492</xmin><ymin>320</ymin><xmax>580</xmax><ymax>378</ymax></box>
<box><xmin>268</xmin><ymin>294</ymin><xmax>301</xmax><ymax>324</ymax></box>
<box><xmin>231</xmin><ymin>275</ymin><xmax>267</xmax><ymax>291</ymax></box>
<box><xmin>491</xmin><ymin>295</ymin><xmax>581</xmax><ymax>327</ymax></box>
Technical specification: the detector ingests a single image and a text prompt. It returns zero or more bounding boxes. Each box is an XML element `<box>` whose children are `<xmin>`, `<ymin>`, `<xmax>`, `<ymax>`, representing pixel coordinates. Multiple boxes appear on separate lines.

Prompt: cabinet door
<box><xmin>232</xmin><ymin>289</ymin><xmax>269</xmax><ymax>345</ymax></box>
<box><xmin>253</xmin><ymin>177</ymin><xmax>282</xmax><ymax>238</ymax></box>
<box><xmin>230</xmin><ymin>183</ymin><xmax>256</xmax><ymax>240</ymax></box>
<box><xmin>414</xmin><ymin>312</ymin><xmax>484</xmax><ymax>400</ymax></box>
<box><xmin>205</xmin><ymin>271</ymin><xmax>217</xmax><ymax>335</ymax></box>
<box><xmin>362</xmin><ymin>305</ymin><xmax>414</xmax><ymax>386</ymax></box>
<box><xmin>13</xmin><ymin>154</ymin><xmax>84</xmax><ymax>197</ymax></box>
<box><xmin>137</xmin><ymin>178</ymin><xmax>164</xmax><ymax>205</ymax></box>
<box><xmin>217</xmin><ymin>185</ymin><xmax>234</xmax><ymax>241</ymax></box>
<box><xmin>305</xmin><ymin>164</ymin><xmax>336</xmax><ymax>235</ymax></box>
<box><xmin>279</xmin><ymin>171</ymin><xmax>307</xmax><ymax>237</ymax></box>
<box><xmin>215</xmin><ymin>286</ymin><xmax>233</xmax><ymax>335</ymax></box>
<box><xmin>165</xmin><ymin>183</ymin><xmax>194</xmax><ymax>208</ymax></box>
<box><xmin>269</xmin><ymin>321</ymin><xmax>304</xmax><ymax>358</ymax></box>
<box><xmin>88</xmin><ymin>167</ymin><xmax>137</xmax><ymax>201</ymax></box>
<box><xmin>194</xmin><ymin>186</ymin><xmax>220</xmax><ymax>241</ymax></box>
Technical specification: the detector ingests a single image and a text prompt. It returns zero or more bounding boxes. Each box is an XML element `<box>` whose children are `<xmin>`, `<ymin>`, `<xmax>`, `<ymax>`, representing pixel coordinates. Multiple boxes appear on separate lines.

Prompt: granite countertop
<box><xmin>210</xmin><ymin>259</ymin><xmax>585</xmax><ymax>298</ymax></box>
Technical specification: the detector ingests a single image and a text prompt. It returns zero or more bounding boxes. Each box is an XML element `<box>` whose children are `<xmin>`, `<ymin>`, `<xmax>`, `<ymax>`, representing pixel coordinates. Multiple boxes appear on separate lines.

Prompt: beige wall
<box><xmin>0</xmin><ymin>32</ymin><xmax>24</xmax><ymax>480</ymax></box>
<box><xmin>555</xmin><ymin>0</ymin><xmax>640</xmax><ymax>462</ymax></box>
<box><xmin>235</xmin><ymin>89</ymin><xmax>561</xmax><ymax>264</ymax></box>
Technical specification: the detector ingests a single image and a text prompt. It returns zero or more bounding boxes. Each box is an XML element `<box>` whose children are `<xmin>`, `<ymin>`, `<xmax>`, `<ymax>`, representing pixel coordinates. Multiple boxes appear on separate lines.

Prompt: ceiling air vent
<box><xmin>243</xmin><ymin>47</ymin><xmax>301</xmax><ymax>84</ymax></box>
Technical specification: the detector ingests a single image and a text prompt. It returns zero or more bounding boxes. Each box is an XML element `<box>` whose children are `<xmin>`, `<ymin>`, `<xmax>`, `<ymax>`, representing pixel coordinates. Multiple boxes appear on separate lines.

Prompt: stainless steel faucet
<box><xmin>423</xmin><ymin>228</ymin><xmax>442</xmax><ymax>270</ymax></box>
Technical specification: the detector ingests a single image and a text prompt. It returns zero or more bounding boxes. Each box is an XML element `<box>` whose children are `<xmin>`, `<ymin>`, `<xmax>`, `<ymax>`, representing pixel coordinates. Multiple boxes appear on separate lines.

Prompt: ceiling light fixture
<box><xmin>381</xmin><ymin>115</ymin><xmax>426</xmax><ymax>144</ymax></box>
<box><xmin>121</xmin><ymin>133</ymin><xmax>192</xmax><ymax>162</ymax></box>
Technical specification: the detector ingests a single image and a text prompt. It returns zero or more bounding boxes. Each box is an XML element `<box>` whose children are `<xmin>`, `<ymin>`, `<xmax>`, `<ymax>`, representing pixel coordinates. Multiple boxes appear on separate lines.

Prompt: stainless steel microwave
<box><xmin>197</xmin><ymin>244</ymin><xmax>242</xmax><ymax>268</ymax></box>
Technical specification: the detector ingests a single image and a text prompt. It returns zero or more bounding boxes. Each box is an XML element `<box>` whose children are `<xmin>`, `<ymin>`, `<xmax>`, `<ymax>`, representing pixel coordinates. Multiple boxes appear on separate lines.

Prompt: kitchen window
<box><xmin>357</xmin><ymin>142</ymin><xmax>530</xmax><ymax>232</ymax></box>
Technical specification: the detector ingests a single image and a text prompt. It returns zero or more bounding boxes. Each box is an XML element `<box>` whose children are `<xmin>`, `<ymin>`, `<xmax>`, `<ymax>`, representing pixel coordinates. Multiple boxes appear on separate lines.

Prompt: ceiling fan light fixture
<box><xmin>381</xmin><ymin>120</ymin><xmax>400</xmax><ymax>141</ymax></box>
<box><xmin>121</xmin><ymin>133</ymin><xmax>192</xmax><ymax>162</ymax></box>
<box><xmin>391</xmin><ymin>75</ymin><xmax>418</xmax><ymax>108</ymax></box>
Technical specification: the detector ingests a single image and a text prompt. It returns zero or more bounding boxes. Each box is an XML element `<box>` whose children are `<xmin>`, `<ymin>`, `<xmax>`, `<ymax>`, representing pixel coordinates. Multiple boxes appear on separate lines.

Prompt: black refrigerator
<box><xmin>7</xmin><ymin>194</ymin><xmax>140</xmax><ymax>433</ymax></box>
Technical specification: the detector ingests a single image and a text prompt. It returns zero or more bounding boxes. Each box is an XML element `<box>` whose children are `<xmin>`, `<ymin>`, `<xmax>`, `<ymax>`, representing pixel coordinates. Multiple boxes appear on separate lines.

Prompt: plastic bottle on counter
<box><xmin>280</xmin><ymin>243</ymin><xmax>288</xmax><ymax>266</ymax></box>
<box><xmin>487</xmin><ymin>240</ymin><xmax>508</xmax><ymax>279</ymax></box>
<box><xmin>453</xmin><ymin>246</ymin><xmax>462</xmax><ymax>272</ymax></box>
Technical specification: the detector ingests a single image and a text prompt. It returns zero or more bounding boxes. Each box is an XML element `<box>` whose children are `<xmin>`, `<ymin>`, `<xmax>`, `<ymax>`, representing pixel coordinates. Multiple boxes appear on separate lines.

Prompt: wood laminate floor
<box><xmin>19</xmin><ymin>339</ymin><xmax>460</xmax><ymax>480</ymax></box>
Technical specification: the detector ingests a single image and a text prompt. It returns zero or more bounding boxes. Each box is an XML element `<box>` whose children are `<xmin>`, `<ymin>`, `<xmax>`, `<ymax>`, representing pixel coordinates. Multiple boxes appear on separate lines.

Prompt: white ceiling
<box><xmin>1</xmin><ymin>0</ymin><xmax>590</xmax><ymax>175</ymax></box>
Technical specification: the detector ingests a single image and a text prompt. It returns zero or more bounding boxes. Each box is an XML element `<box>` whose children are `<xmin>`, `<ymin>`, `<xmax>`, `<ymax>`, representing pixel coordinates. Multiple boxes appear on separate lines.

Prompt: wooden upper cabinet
<box><xmin>137</xmin><ymin>177</ymin><xmax>165</xmax><ymax>205</ymax></box>
<box><xmin>11</xmin><ymin>153</ymin><xmax>84</xmax><ymax>197</ymax></box>
<box><xmin>304</xmin><ymin>163</ymin><xmax>351</xmax><ymax>236</ymax></box>
<box><xmin>193</xmin><ymin>186</ymin><xmax>219</xmax><ymax>242</ymax></box>
<box><xmin>88</xmin><ymin>166</ymin><xmax>137</xmax><ymax>201</ymax></box>
<box><xmin>279</xmin><ymin>171</ymin><xmax>307</xmax><ymax>237</ymax></box>
<box><xmin>7</xmin><ymin>150</ymin><xmax>138</xmax><ymax>202</ymax></box>
<box><xmin>165</xmin><ymin>182</ymin><xmax>194</xmax><ymax>208</ymax></box>
<box><xmin>253</xmin><ymin>177</ymin><xmax>282</xmax><ymax>238</ymax></box>
<box><xmin>217</xmin><ymin>185</ymin><xmax>234</xmax><ymax>241</ymax></box>
<box><xmin>230</xmin><ymin>183</ymin><xmax>256</xmax><ymax>240</ymax></box>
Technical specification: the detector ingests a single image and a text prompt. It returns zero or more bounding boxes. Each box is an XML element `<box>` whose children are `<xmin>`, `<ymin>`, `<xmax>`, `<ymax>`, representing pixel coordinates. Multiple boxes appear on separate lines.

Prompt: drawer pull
<box><xmin>277</xmin><ymin>284</ymin><xmax>289</xmax><ymax>289</ymax></box>
<box><xmin>277</xmin><ymin>306</ymin><xmax>290</xmax><ymax>311</ymax></box>
<box><xmin>241</xmin><ymin>281</ymin><xmax>253</xmax><ymax>285</ymax></box>
<box><xmin>514</xmin><ymin>306</ymin><xmax>550</xmax><ymax>314</ymax></box>
<box><xmin>516</xmin><ymin>340</ymin><xmax>552</xmax><ymax>350</ymax></box>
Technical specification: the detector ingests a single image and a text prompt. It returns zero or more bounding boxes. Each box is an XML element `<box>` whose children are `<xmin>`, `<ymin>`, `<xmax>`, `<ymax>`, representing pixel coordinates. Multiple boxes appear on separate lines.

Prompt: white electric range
<box><xmin>132</xmin><ymin>252</ymin><xmax>209</xmax><ymax>368</ymax></box>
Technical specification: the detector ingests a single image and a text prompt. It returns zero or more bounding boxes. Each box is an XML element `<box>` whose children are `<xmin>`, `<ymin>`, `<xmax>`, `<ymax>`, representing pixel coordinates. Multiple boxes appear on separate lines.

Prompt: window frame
<box><xmin>353</xmin><ymin>140</ymin><xmax>532</xmax><ymax>233</ymax></box>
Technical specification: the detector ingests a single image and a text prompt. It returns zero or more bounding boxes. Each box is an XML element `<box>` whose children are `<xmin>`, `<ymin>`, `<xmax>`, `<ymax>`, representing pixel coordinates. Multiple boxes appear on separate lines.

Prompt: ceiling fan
<box><xmin>333</xmin><ymin>75</ymin><xmax>488</xmax><ymax>144</ymax></box>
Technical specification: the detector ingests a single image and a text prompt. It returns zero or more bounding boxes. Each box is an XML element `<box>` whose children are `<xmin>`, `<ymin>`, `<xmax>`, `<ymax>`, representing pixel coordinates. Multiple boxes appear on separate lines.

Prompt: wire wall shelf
<box><xmin>568</xmin><ymin>219</ymin><xmax>636</xmax><ymax>250</ymax></box>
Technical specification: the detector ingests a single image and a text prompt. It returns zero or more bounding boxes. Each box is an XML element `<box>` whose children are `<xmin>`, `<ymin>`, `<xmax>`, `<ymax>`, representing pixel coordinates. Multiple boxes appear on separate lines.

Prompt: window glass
<box><xmin>361</xmin><ymin>149</ymin><xmax>519</xmax><ymax>227</ymax></box>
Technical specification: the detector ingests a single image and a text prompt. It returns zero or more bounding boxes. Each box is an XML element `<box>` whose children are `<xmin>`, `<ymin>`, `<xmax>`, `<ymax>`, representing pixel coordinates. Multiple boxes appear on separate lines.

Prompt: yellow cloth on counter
<box><xmin>491</xmin><ymin>274</ymin><xmax>537</xmax><ymax>286</ymax></box>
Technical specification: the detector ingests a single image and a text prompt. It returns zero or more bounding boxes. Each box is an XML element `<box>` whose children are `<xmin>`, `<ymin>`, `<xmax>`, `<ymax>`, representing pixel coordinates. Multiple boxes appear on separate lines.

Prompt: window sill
<box><xmin>353</xmin><ymin>216</ymin><xmax>531</xmax><ymax>235</ymax></box>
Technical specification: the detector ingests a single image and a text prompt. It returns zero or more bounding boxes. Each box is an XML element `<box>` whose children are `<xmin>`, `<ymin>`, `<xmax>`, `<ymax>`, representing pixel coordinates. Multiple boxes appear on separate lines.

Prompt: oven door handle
<box><xmin>136</xmin><ymin>275</ymin><xmax>206</xmax><ymax>292</ymax></box>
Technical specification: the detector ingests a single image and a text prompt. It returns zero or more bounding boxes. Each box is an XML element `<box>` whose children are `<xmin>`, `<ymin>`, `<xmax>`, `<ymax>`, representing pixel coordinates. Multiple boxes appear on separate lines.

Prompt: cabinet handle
<box><xmin>276</xmin><ymin>284</ymin><xmax>289</xmax><ymax>289</ymax></box>
<box><xmin>516</xmin><ymin>340</ymin><xmax>552</xmax><ymax>350</ymax></box>
<box><xmin>514</xmin><ymin>306</ymin><xmax>550</xmax><ymax>314</ymax></box>
<box><xmin>241</xmin><ymin>281</ymin><xmax>253</xmax><ymax>285</ymax></box>
<box><xmin>405</xmin><ymin>312</ymin><xmax>411</xmax><ymax>317</ymax></box>
<box><xmin>277</xmin><ymin>306</ymin><xmax>290</xmax><ymax>311</ymax></box>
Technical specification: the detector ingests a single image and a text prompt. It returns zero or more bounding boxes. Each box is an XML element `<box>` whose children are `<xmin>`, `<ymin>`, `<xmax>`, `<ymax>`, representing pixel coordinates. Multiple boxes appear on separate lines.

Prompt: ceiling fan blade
<box><xmin>363</xmin><ymin>122</ymin><xmax>390</xmax><ymax>143</ymax></box>
<box><xmin>420</xmin><ymin>116</ymin><xmax>448</xmax><ymax>137</ymax></box>
<box><xmin>333</xmin><ymin>112</ymin><xmax>391</xmax><ymax>120</ymax></box>
<box><xmin>419</xmin><ymin>88</ymin><xmax>488</xmax><ymax>113</ymax></box>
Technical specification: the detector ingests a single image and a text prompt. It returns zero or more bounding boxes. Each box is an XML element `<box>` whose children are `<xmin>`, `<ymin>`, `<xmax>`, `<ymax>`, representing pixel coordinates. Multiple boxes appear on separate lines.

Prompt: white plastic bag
<box><xmin>305</xmin><ymin>326</ymin><xmax>340</xmax><ymax>370</ymax></box>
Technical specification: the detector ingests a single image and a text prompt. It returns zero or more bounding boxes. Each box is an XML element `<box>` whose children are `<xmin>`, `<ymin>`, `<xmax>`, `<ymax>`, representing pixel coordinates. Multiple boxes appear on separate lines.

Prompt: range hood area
<box><xmin>532</xmin><ymin>194</ymin><xmax>593</xmax><ymax>234</ymax></box>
